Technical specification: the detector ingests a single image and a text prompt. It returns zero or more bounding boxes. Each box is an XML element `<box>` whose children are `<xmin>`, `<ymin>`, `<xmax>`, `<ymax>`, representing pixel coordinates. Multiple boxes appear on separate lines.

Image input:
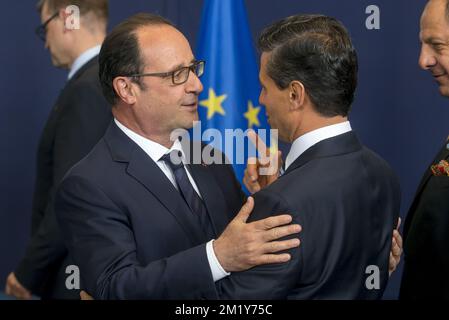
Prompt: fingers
<box><xmin>6</xmin><ymin>273</ymin><xmax>31</xmax><ymax>300</ymax></box>
<box><xmin>247</xmin><ymin>130</ymin><xmax>281</xmax><ymax>181</ymax></box>
<box><xmin>243</xmin><ymin>164</ymin><xmax>261</xmax><ymax>194</ymax></box>
<box><xmin>5</xmin><ymin>283</ymin><xmax>11</xmax><ymax>296</ymax></box>
<box><xmin>234</xmin><ymin>197</ymin><xmax>254</xmax><ymax>223</ymax></box>
<box><xmin>262</xmin><ymin>238</ymin><xmax>301</xmax><ymax>253</ymax></box>
<box><xmin>392</xmin><ymin>229</ymin><xmax>403</xmax><ymax>253</ymax></box>
<box><xmin>254</xmin><ymin>214</ymin><xmax>293</xmax><ymax>230</ymax></box>
<box><xmin>248</xmin><ymin>129</ymin><xmax>270</xmax><ymax>158</ymax></box>
<box><xmin>263</xmin><ymin>223</ymin><xmax>302</xmax><ymax>241</ymax></box>
<box><xmin>396</xmin><ymin>217</ymin><xmax>402</xmax><ymax>230</ymax></box>
<box><xmin>251</xmin><ymin>253</ymin><xmax>292</xmax><ymax>266</ymax></box>
<box><xmin>15</xmin><ymin>289</ymin><xmax>32</xmax><ymax>300</ymax></box>
<box><xmin>391</xmin><ymin>237</ymin><xmax>401</xmax><ymax>257</ymax></box>
<box><xmin>80</xmin><ymin>291</ymin><xmax>94</xmax><ymax>300</ymax></box>
<box><xmin>388</xmin><ymin>252</ymin><xmax>396</xmax><ymax>275</ymax></box>
<box><xmin>259</xmin><ymin>151</ymin><xmax>280</xmax><ymax>176</ymax></box>
<box><xmin>277</xmin><ymin>150</ymin><xmax>283</xmax><ymax>169</ymax></box>
<box><xmin>389</xmin><ymin>229</ymin><xmax>403</xmax><ymax>276</ymax></box>
<box><xmin>9</xmin><ymin>284</ymin><xmax>31</xmax><ymax>299</ymax></box>
<box><xmin>246</xmin><ymin>160</ymin><xmax>259</xmax><ymax>181</ymax></box>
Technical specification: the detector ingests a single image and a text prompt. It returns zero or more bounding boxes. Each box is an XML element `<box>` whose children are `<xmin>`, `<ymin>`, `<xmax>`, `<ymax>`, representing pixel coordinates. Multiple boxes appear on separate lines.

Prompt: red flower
<box><xmin>430</xmin><ymin>160</ymin><xmax>449</xmax><ymax>176</ymax></box>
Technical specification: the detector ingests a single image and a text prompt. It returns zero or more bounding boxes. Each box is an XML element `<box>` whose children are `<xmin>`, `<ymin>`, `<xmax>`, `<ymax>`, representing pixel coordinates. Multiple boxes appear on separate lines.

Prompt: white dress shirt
<box><xmin>285</xmin><ymin>121</ymin><xmax>352</xmax><ymax>171</ymax></box>
<box><xmin>115</xmin><ymin>119</ymin><xmax>229</xmax><ymax>281</ymax></box>
<box><xmin>67</xmin><ymin>45</ymin><xmax>101</xmax><ymax>80</ymax></box>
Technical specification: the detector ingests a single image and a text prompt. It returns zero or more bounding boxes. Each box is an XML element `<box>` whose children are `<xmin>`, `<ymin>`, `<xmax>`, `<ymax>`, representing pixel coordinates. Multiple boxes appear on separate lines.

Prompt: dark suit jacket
<box><xmin>216</xmin><ymin>131</ymin><xmax>401</xmax><ymax>299</ymax></box>
<box><xmin>55</xmin><ymin>122</ymin><xmax>246</xmax><ymax>299</ymax></box>
<box><xmin>400</xmin><ymin>142</ymin><xmax>449</xmax><ymax>299</ymax></box>
<box><xmin>14</xmin><ymin>57</ymin><xmax>112</xmax><ymax>299</ymax></box>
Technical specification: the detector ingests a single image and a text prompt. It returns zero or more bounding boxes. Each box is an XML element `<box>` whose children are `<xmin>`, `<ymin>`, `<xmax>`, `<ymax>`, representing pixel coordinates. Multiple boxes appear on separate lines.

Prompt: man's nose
<box><xmin>418</xmin><ymin>44</ymin><xmax>437</xmax><ymax>70</ymax></box>
<box><xmin>259</xmin><ymin>90</ymin><xmax>265</xmax><ymax>106</ymax></box>
<box><xmin>186</xmin><ymin>70</ymin><xmax>204</xmax><ymax>94</ymax></box>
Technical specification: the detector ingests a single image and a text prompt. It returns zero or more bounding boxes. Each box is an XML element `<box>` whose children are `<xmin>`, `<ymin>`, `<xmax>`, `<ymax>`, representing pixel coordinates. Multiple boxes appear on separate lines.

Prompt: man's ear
<box><xmin>289</xmin><ymin>80</ymin><xmax>305</xmax><ymax>110</ymax></box>
<box><xmin>113</xmin><ymin>77</ymin><xmax>138</xmax><ymax>105</ymax></box>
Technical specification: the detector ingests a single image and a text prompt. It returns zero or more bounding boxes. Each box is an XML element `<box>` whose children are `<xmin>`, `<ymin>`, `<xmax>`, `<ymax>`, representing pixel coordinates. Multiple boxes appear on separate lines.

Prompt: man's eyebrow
<box><xmin>424</xmin><ymin>36</ymin><xmax>445</xmax><ymax>43</ymax></box>
<box><xmin>169</xmin><ymin>59</ymin><xmax>197</xmax><ymax>72</ymax></box>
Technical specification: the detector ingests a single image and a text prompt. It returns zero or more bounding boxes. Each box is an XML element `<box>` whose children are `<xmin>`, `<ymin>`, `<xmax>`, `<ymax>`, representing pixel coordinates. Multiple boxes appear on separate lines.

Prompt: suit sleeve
<box><xmin>55</xmin><ymin>175</ymin><xmax>218</xmax><ymax>300</ymax></box>
<box><xmin>215</xmin><ymin>189</ymin><xmax>303</xmax><ymax>299</ymax></box>
<box><xmin>427</xmin><ymin>184</ymin><xmax>449</xmax><ymax>290</ymax></box>
<box><xmin>14</xmin><ymin>81</ymin><xmax>111</xmax><ymax>293</ymax></box>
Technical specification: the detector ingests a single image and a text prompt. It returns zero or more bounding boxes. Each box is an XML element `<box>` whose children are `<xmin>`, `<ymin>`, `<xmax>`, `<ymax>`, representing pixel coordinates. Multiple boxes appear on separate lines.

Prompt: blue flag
<box><xmin>196</xmin><ymin>0</ymin><xmax>270</xmax><ymax>187</ymax></box>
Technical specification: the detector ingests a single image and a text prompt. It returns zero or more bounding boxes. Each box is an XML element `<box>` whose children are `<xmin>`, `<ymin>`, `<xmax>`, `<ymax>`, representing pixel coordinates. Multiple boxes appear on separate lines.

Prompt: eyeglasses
<box><xmin>35</xmin><ymin>12</ymin><xmax>59</xmax><ymax>42</ymax></box>
<box><xmin>127</xmin><ymin>60</ymin><xmax>205</xmax><ymax>85</ymax></box>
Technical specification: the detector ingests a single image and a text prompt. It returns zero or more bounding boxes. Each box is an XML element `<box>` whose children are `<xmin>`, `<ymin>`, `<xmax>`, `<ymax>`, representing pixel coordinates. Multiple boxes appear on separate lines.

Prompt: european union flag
<box><xmin>196</xmin><ymin>0</ymin><xmax>270</xmax><ymax>186</ymax></box>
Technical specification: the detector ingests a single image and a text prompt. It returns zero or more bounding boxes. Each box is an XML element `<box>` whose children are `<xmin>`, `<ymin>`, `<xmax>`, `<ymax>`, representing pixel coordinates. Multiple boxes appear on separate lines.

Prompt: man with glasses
<box><xmin>5</xmin><ymin>0</ymin><xmax>111</xmax><ymax>299</ymax></box>
<box><xmin>54</xmin><ymin>13</ymin><xmax>301</xmax><ymax>299</ymax></box>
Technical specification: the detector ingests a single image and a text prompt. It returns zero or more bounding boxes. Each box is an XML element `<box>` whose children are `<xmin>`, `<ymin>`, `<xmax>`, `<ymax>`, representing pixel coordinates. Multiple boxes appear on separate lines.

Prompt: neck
<box><xmin>291</xmin><ymin>115</ymin><xmax>348</xmax><ymax>142</ymax></box>
<box><xmin>113</xmin><ymin>110</ymin><xmax>174</xmax><ymax>149</ymax></box>
<box><xmin>69</xmin><ymin>33</ymin><xmax>105</xmax><ymax>68</ymax></box>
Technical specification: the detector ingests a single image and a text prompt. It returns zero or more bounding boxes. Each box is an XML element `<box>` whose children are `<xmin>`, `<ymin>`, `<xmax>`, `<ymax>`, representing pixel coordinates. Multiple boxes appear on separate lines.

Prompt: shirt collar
<box><xmin>285</xmin><ymin>121</ymin><xmax>352</xmax><ymax>171</ymax></box>
<box><xmin>114</xmin><ymin>119</ymin><xmax>185</xmax><ymax>164</ymax></box>
<box><xmin>67</xmin><ymin>45</ymin><xmax>101</xmax><ymax>80</ymax></box>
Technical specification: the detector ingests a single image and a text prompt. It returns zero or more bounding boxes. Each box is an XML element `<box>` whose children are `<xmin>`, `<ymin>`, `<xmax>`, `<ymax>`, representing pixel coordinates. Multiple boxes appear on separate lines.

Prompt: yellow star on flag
<box><xmin>200</xmin><ymin>88</ymin><xmax>227</xmax><ymax>120</ymax></box>
<box><xmin>244</xmin><ymin>101</ymin><xmax>261</xmax><ymax>128</ymax></box>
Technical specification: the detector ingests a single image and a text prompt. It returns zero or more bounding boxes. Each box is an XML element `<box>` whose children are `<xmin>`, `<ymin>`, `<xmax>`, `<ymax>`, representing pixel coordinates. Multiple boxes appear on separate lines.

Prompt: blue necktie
<box><xmin>161</xmin><ymin>151</ymin><xmax>215</xmax><ymax>239</ymax></box>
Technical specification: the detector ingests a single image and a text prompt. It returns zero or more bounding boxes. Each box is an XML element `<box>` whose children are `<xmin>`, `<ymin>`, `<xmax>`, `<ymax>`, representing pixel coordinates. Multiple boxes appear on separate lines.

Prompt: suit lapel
<box><xmin>104</xmin><ymin>123</ymin><xmax>206</xmax><ymax>246</ymax></box>
<box><xmin>187</xmin><ymin>163</ymin><xmax>229</xmax><ymax>237</ymax></box>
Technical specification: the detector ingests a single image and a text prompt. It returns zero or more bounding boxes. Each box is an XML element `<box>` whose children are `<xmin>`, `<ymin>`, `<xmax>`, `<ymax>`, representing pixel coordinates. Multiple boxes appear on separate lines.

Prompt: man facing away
<box><xmin>5</xmin><ymin>0</ymin><xmax>112</xmax><ymax>299</ymax></box>
<box><xmin>215</xmin><ymin>14</ymin><xmax>401</xmax><ymax>299</ymax></box>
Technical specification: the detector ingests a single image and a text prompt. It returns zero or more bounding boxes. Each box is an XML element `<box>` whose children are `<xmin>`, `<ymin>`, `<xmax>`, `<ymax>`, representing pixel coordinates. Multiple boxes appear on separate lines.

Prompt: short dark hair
<box><xmin>37</xmin><ymin>0</ymin><xmax>109</xmax><ymax>23</ymax></box>
<box><xmin>258</xmin><ymin>14</ymin><xmax>358</xmax><ymax>117</ymax></box>
<box><xmin>99</xmin><ymin>13</ymin><xmax>174</xmax><ymax>105</ymax></box>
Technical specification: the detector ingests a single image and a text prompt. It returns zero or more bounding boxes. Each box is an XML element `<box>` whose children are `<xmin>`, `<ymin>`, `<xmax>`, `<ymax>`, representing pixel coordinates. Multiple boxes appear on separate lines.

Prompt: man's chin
<box><xmin>183</xmin><ymin>115</ymin><xmax>199</xmax><ymax>130</ymax></box>
<box><xmin>51</xmin><ymin>56</ymin><xmax>67</xmax><ymax>69</ymax></box>
<box><xmin>438</xmin><ymin>85</ymin><xmax>449</xmax><ymax>98</ymax></box>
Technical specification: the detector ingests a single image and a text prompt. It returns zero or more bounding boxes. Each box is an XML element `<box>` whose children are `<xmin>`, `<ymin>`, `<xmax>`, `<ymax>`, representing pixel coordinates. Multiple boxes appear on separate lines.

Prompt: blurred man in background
<box><xmin>5</xmin><ymin>0</ymin><xmax>111</xmax><ymax>299</ymax></box>
<box><xmin>400</xmin><ymin>0</ymin><xmax>449</xmax><ymax>299</ymax></box>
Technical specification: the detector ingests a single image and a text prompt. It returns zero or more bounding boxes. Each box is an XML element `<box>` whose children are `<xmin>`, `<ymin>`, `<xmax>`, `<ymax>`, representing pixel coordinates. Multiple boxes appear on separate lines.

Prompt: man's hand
<box><xmin>80</xmin><ymin>291</ymin><xmax>94</xmax><ymax>300</ymax></box>
<box><xmin>244</xmin><ymin>130</ymin><xmax>283</xmax><ymax>194</ymax></box>
<box><xmin>213</xmin><ymin>196</ymin><xmax>301</xmax><ymax>272</ymax></box>
<box><xmin>389</xmin><ymin>218</ymin><xmax>403</xmax><ymax>276</ymax></box>
<box><xmin>5</xmin><ymin>272</ymin><xmax>32</xmax><ymax>300</ymax></box>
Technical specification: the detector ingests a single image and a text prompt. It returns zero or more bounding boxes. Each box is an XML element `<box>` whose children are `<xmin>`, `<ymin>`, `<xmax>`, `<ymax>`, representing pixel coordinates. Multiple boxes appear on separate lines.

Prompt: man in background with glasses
<box><xmin>5</xmin><ymin>0</ymin><xmax>111</xmax><ymax>299</ymax></box>
<box><xmin>54</xmin><ymin>13</ymin><xmax>301</xmax><ymax>299</ymax></box>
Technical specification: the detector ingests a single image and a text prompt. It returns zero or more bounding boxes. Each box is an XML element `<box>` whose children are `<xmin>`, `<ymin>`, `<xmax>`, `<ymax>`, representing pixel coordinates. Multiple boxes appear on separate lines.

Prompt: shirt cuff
<box><xmin>206</xmin><ymin>239</ymin><xmax>231</xmax><ymax>282</ymax></box>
